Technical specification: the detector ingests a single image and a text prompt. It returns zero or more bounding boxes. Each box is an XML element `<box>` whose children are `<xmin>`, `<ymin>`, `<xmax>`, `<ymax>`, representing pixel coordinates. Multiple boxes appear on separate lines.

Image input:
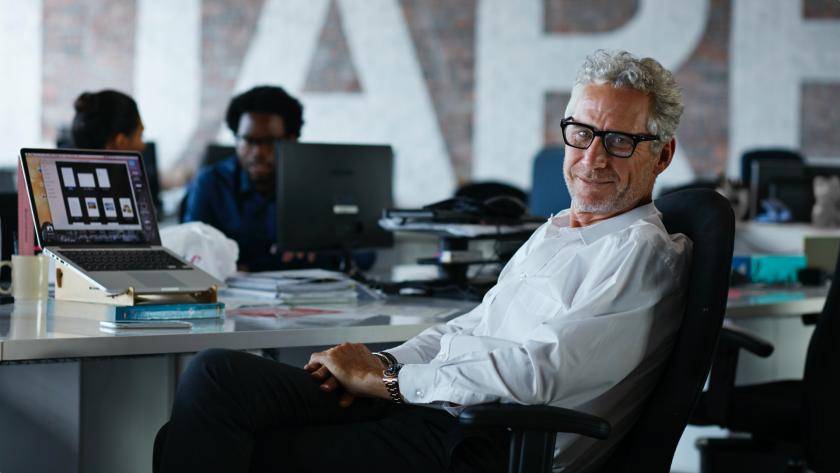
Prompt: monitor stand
<box><xmin>338</xmin><ymin>246</ymin><xmax>360</xmax><ymax>279</ymax></box>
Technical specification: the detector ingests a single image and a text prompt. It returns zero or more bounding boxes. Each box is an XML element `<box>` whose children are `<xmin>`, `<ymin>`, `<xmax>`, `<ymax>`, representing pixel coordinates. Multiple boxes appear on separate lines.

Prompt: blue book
<box><xmin>111</xmin><ymin>302</ymin><xmax>225</xmax><ymax>321</ymax></box>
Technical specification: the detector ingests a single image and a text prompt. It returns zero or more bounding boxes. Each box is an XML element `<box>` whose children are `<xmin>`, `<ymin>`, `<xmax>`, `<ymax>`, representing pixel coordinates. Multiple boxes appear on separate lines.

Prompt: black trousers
<box><xmin>156</xmin><ymin>348</ymin><xmax>508</xmax><ymax>473</ymax></box>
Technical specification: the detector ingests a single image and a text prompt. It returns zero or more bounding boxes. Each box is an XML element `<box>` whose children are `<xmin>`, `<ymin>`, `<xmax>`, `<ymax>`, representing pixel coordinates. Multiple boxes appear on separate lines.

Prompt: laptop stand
<box><xmin>54</xmin><ymin>262</ymin><xmax>218</xmax><ymax>306</ymax></box>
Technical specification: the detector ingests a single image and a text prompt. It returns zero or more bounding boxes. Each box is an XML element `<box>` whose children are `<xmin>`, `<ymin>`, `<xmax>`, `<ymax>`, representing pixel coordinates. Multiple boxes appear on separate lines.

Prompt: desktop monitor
<box><xmin>0</xmin><ymin>192</ymin><xmax>16</xmax><ymax>283</ymax></box>
<box><xmin>749</xmin><ymin>158</ymin><xmax>808</xmax><ymax>220</ymax></box>
<box><xmin>141</xmin><ymin>142</ymin><xmax>162</xmax><ymax>214</ymax></box>
<box><xmin>275</xmin><ymin>142</ymin><xmax>394</xmax><ymax>252</ymax></box>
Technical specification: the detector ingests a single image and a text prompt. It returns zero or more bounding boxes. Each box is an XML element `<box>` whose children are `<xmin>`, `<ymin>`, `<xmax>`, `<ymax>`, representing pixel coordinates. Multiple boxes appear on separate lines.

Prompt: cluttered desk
<box><xmin>0</xmin><ymin>287</ymin><xmax>476</xmax><ymax>473</ymax></box>
<box><xmin>0</xmin><ymin>292</ymin><xmax>474</xmax><ymax>363</ymax></box>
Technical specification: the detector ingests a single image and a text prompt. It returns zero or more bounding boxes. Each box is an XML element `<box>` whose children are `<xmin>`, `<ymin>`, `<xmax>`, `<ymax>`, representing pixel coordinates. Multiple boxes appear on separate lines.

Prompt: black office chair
<box><xmin>203</xmin><ymin>143</ymin><xmax>236</xmax><ymax>168</ymax></box>
<box><xmin>689</xmin><ymin>251</ymin><xmax>840</xmax><ymax>473</ymax></box>
<box><xmin>455</xmin><ymin>181</ymin><xmax>528</xmax><ymax>206</ymax></box>
<box><xmin>657</xmin><ymin>178</ymin><xmax>719</xmax><ymax>197</ymax></box>
<box><xmin>459</xmin><ymin>188</ymin><xmax>735</xmax><ymax>473</ymax></box>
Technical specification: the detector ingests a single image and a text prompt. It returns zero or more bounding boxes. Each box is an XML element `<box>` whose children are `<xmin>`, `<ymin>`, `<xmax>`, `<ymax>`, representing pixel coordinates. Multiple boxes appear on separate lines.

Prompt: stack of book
<box><xmin>85</xmin><ymin>300</ymin><xmax>225</xmax><ymax>331</ymax></box>
<box><xmin>107</xmin><ymin>302</ymin><xmax>225</xmax><ymax>321</ymax></box>
<box><xmin>225</xmin><ymin>269</ymin><xmax>358</xmax><ymax>304</ymax></box>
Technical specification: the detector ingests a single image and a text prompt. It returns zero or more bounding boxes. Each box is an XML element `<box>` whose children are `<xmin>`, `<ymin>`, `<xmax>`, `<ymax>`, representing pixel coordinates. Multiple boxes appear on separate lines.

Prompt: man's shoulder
<box><xmin>194</xmin><ymin>156</ymin><xmax>238</xmax><ymax>189</ymax></box>
<box><xmin>622</xmin><ymin>215</ymin><xmax>692</xmax><ymax>274</ymax></box>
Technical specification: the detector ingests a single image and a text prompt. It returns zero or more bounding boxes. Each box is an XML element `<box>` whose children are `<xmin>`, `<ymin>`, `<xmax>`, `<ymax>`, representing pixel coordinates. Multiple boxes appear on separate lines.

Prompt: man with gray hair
<box><xmin>156</xmin><ymin>50</ymin><xmax>692</xmax><ymax>473</ymax></box>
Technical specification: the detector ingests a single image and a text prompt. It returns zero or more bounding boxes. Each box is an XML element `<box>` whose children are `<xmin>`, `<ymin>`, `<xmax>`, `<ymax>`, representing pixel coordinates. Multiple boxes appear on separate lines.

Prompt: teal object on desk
<box><xmin>749</xmin><ymin>255</ymin><xmax>806</xmax><ymax>284</ymax></box>
<box><xmin>111</xmin><ymin>302</ymin><xmax>225</xmax><ymax>321</ymax></box>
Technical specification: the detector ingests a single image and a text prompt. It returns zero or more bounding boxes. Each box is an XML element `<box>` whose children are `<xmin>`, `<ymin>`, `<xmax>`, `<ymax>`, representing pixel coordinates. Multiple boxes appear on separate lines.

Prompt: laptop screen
<box><xmin>20</xmin><ymin>149</ymin><xmax>161</xmax><ymax>247</ymax></box>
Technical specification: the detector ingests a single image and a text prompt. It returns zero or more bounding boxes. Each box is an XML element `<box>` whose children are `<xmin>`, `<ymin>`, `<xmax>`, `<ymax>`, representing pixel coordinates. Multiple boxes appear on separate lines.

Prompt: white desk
<box><xmin>0</xmin><ymin>297</ymin><xmax>473</xmax><ymax>362</ymax></box>
<box><xmin>0</xmin><ymin>296</ymin><xmax>474</xmax><ymax>473</ymax></box>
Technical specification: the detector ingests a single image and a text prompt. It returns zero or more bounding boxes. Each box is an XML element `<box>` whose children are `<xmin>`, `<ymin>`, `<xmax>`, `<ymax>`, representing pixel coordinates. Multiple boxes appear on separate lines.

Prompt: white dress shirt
<box><xmin>386</xmin><ymin>202</ymin><xmax>692</xmax><ymax>471</ymax></box>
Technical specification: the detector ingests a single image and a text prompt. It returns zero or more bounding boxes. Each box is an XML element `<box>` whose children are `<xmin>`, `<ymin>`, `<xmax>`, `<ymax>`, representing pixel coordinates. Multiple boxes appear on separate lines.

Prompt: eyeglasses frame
<box><xmin>559</xmin><ymin>116</ymin><xmax>660</xmax><ymax>159</ymax></box>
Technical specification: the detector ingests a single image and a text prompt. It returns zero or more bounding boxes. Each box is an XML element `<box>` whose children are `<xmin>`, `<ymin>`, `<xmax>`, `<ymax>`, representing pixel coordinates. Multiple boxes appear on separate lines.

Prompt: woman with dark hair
<box><xmin>71</xmin><ymin>89</ymin><xmax>145</xmax><ymax>151</ymax></box>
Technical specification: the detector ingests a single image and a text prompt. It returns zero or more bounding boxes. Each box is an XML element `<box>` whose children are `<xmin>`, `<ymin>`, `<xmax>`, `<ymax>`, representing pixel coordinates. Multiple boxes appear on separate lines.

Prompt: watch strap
<box><xmin>382</xmin><ymin>363</ymin><xmax>404</xmax><ymax>404</ymax></box>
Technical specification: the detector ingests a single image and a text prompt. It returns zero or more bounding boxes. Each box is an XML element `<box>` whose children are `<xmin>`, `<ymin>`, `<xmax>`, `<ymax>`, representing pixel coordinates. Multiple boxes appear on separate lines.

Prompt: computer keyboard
<box><xmin>59</xmin><ymin>249</ymin><xmax>188</xmax><ymax>272</ymax></box>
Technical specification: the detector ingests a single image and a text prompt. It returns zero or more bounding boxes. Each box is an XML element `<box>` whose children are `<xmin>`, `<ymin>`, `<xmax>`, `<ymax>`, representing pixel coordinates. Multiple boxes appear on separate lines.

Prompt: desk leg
<box><xmin>79</xmin><ymin>355</ymin><xmax>177</xmax><ymax>473</ymax></box>
<box><xmin>0</xmin><ymin>361</ymin><xmax>82</xmax><ymax>473</ymax></box>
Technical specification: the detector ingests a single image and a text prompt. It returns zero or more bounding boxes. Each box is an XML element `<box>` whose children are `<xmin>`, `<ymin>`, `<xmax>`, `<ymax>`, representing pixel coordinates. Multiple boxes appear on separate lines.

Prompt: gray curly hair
<box><xmin>564</xmin><ymin>50</ymin><xmax>684</xmax><ymax>150</ymax></box>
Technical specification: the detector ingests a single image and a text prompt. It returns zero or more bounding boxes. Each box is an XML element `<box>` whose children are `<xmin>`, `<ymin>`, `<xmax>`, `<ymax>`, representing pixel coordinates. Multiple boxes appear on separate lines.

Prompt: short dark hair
<box><xmin>225</xmin><ymin>85</ymin><xmax>304</xmax><ymax>137</ymax></box>
<box><xmin>71</xmin><ymin>90</ymin><xmax>141</xmax><ymax>149</ymax></box>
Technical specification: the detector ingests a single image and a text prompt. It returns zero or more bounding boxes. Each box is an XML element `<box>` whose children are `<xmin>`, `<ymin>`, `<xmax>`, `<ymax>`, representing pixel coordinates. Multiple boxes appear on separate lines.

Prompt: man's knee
<box><xmin>191</xmin><ymin>348</ymin><xmax>237</xmax><ymax>368</ymax></box>
<box><xmin>181</xmin><ymin>348</ymin><xmax>240</xmax><ymax>390</ymax></box>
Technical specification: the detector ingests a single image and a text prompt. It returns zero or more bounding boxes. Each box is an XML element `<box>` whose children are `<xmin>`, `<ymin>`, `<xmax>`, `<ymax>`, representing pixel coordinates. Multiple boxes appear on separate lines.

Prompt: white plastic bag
<box><xmin>160</xmin><ymin>222</ymin><xmax>239</xmax><ymax>280</ymax></box>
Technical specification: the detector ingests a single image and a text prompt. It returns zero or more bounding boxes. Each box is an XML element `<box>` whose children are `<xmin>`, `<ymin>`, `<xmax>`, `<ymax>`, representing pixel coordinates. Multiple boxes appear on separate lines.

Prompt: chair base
<box><xmin>696</xmin><ymin>437</ymin><xmax>806</xmax><ymax>473</ymax></box>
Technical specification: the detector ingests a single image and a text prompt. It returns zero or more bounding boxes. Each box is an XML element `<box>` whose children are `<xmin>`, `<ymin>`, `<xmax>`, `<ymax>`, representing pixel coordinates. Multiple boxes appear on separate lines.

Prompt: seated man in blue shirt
<box><xmin>183</xmin><ymin>85</ymin><xmax>324</xmax><ymax>271</ymax></box>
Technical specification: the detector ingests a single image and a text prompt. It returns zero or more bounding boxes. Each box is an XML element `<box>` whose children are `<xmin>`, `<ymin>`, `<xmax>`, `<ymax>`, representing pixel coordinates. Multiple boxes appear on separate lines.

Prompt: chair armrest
<box><xmin>693</xmin><ymin>324</ymin><xmax>776</xmax><ymax>425</ymax></box>
<box><xmin>458</xmin><ymin>404</ymin><xmax>611</xmax><ymax>440</ymax></box>
<box><xmin>720</xmin><ymin>324</ymin><xmax>774</xmax><ymax>358</ymax></box>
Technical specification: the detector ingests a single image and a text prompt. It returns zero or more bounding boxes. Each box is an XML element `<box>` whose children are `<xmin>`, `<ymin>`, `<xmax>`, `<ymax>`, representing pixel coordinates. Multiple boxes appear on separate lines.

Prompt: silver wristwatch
<box><xmin>382</xmin><ymin>363</ymin><xmax>404</xmax><ymax>403</ymax></box>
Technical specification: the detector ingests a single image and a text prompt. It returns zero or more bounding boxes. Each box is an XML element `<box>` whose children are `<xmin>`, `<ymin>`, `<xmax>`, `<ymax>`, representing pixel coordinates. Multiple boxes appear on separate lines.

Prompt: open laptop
<box><xmin>20</xmin><ymin>148</ymin><xmax>222</xmax><ymax>294</ymax></box>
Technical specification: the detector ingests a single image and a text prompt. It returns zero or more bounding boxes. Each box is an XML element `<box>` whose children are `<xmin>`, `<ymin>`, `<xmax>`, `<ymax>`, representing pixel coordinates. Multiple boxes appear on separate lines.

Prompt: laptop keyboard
<box><xmin>59</xmin><ymin>250</ymin><xmax>189</xmax><ymax>272</ymax></box>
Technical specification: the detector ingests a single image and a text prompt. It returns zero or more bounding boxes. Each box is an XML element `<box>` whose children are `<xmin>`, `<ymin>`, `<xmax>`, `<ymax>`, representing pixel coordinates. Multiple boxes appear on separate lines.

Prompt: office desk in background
<box><xmin>725</xmin><ymin>284</ymin><xmax>827</xmax><ymax>319</ymax></box>
<box><xmin>0</xmin><ymin>297</ymin><xmax>474</xmax><ymax>473</ymax></box>
<box><xmin>734</xmin><ymin>220</ymin><xmax>840</xmax><ymax>255</ymax></box>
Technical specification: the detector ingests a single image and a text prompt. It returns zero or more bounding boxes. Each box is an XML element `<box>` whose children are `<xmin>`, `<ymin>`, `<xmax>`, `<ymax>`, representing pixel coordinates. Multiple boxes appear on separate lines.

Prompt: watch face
<box><xmin>384</xmin><ymin>363</ymin><xmax>403</xmax><ymax>377</ymax></box>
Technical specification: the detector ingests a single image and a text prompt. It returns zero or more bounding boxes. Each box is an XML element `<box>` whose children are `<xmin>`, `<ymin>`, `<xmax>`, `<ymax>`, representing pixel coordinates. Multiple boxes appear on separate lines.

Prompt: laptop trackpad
<box><xmin>129</xmin><ymin>272</ymin><xmax>187</xmax><ymax>288</ymax></box>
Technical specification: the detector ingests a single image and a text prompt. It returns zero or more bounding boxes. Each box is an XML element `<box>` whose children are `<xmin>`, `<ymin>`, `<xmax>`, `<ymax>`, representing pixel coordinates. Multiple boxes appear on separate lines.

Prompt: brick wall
<box><xmin>19</xmin><ymin>0</ymin><xmax>840</xmax><ymax>192</ymax></box>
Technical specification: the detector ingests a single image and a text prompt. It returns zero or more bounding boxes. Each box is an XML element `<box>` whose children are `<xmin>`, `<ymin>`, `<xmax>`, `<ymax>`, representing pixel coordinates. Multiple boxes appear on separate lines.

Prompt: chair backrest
<box><xmin>803</xmin><ymin>250</ymin><xmax>840</xmax><ymax>472</ymax></box>
<box><xmin>600</xmin><ymin>188</ymin><xmax>735</xmax><ymax>472</ymax></box>
<box><xmin>529</xmin><ymin>147</ymin><xmax>570</xmax><ymax>217</ymax></box>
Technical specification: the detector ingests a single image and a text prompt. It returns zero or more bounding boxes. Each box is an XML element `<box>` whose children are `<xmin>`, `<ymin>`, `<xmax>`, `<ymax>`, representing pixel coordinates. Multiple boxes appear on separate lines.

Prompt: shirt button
<box><xmin>415</xmin><ymin>389</ymin><xmax>424</xmax><ymax>398</ymax></box>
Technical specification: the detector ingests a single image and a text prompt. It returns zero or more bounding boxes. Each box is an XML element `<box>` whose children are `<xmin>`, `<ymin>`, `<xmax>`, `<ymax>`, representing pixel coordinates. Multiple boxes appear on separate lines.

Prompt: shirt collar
<box><xmin>547</xmin><ymin>202</ymin><xmax>660</xmax><ymax>245</ymax></box>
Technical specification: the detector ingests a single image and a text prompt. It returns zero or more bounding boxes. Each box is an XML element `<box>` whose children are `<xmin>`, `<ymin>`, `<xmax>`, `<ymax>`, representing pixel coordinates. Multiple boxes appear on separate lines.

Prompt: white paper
<box><xmin>78</xmin><ymin>173</ymin><xmax>96</xmax><ymax>188</ymax></box>
<box><xmin>96</xmin><ymin>168</ymin><xmax>111</xmax><ymax>188</ymax></box>
<box><xmin>60</xmin><ymin>167</ymin><xmax>76</xmax><ymax>187</ymax></box>
<box><xmin>67</xmin><ymin>197</ymin><xmax>82</xmax><ymax>217</ymax></box>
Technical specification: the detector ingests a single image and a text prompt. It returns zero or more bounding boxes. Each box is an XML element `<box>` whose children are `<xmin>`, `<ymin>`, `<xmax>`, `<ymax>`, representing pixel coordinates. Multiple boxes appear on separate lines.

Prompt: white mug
<box><xmin>0</xmin><ymin>254</ymin><xmax>50</xmax><ymax>299</ymax></box>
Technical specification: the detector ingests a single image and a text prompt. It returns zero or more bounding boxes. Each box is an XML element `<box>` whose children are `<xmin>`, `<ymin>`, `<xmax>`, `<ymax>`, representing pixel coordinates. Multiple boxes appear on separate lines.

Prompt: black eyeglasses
<box><xmin>237</xmin><ymin>135</ymin><xmax>283</xmax><ymax>148</ymax></box>
<box><xmin>560</xmin><ymin>117</ymin><xmax>659</xmax><ymax>158</ymax></box>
